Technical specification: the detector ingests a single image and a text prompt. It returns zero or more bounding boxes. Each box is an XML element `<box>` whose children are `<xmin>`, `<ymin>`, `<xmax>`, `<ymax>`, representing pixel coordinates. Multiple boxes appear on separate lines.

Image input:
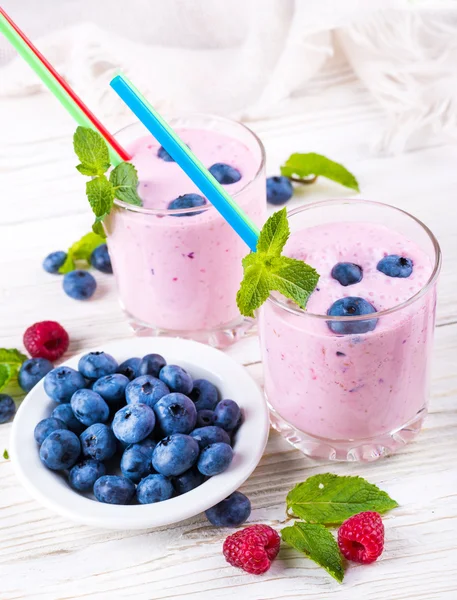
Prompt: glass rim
<box><xmin>266</xmin><ymin>198</ymin><xmax>442</xmax><ymax>321</ymax></box>
<box><xmin>112</xmin><ymin>113</ymin><xmax>266</xmax><ymax>216</ymax></box>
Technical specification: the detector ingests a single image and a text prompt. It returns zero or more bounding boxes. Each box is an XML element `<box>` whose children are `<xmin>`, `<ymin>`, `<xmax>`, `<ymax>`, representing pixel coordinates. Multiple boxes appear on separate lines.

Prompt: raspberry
<box><xmin>337</xmin><ymin>511</ymin><xmax>384</xmax><ymax>564</ymax></box>
<box><xmin>223</xmin><ymin>524</ymin><xmax>280</xmax><ymax>575</ymax></box>
<box><xmin>23</xmin><ymin>321</ymin><xmax>69</xmax><ymax>361</ymax></box>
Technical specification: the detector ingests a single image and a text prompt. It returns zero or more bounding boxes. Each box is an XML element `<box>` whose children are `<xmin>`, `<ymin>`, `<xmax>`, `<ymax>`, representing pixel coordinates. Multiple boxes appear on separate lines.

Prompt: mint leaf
<box><xmin>282</xmin><ymin>522</ymin><xmax>344</xmax><ymax>583</ymax></box>
<box><xmin>0</xmin><ymin>348</ymin><xmax>27</xmax><ymax>393</ymax></box>
<box><xmin>92</xmin><ymin>216</ymin><xmax>107</xmax><ymax>238</ymax></box>
<box><xmin>269</xmin><ymin>256</ymin><xmax>319</xmax><ymax>310</ymax></box>
<box><xmin>110</xmin><ymin>163</ymin><xmax>142</xmax><ymax>206</ymax></box>
<box><xmin>0</xmin><ymin>364</ymin><xmax>13</xmax><ymax>391</ymax></box>
<box><xmin>281</xmin><ymin>153</ymin><xmax>359</xmax><ymax>192</ymax></box>
<box><xmin>86</xmin><ymin>175</ymin><xmax>115</xmax><ymax>218</ymax></box>
<box><xmin>236</xmin><ymin>260</ymin><xmax>270</xmax><ymax>318</ymax></box>
<box><xmin>59</xmin><ymin>231</ymin><xmax>105</xmax><ymax>274</ymax></box>
<box><xmin>0</xmin><ymin>349</ymin><xmax>27</xmax><ymax>365</ymax></box>
<box><xmin>287</xmin><ymin>474</ymin><xmax>398</xmax><ymax>525</ymax></box>
<box><xmin>3</xmin><ymin>449</ymin><xmax>9</xmax><ymax>460</ymax></box>
<box><xmin>73</xmin><ymin>127</ymin><xmax>110</xmax><ymax>176</ymax></box>
<box><xmin>256</xmin><ymin>208</ymin><xmax>289</xmax><ymax>256</ymax></box>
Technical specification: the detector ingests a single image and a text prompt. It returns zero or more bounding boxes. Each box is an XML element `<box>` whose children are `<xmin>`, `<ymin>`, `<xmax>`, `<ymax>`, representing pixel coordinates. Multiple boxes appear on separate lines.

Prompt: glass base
<box><xmin>267</xmin><ymin>400</ymin><xmax>428</xmax><ymax>462</ymax></box>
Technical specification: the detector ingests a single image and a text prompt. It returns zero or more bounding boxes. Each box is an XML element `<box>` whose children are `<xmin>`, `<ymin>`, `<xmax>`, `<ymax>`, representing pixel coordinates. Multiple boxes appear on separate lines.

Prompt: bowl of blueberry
<box><xmin>10</xmin><ymin>337</ymin><xmax>269</xmax><ymax>530</ymax></box>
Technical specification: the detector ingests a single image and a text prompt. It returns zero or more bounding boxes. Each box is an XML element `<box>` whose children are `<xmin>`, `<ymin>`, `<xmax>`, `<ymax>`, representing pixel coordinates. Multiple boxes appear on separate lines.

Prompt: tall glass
<box><xmin>258</xmin><ymin>200</ymin><xmax>441</xmax><ymax>461</ymax></box>
<box><xmin>105</xmin><ymin>116</ymin><xmax>266</xmax><ymax>347</ymax></box>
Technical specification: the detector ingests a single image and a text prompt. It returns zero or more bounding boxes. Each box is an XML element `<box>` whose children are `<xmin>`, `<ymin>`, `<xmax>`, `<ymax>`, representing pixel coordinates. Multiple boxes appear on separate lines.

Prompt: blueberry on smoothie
<box><xmin>80</xmin><ymin>423</ymin><xmax>117</xmax><ymax>461</ymax></box>
<box><xmin>136</xmin><ymin>474</ymin><xmax>174</xmax><ymax>504</ymax></box>
<box><xmin>209</xmin><ymin>163</ymin><xmax>241</xmax><ymax>185</ymax></box>
<box><xmin>90</xmin><ymin>244</ymin><xmax>112</xmax><ymax>274</ymax></box>
<box><xmin>52</xmin><ymin>404</ymin><xmax>85</xmax><ymax>434</ymax></box>
<box><xmin>190</xmin><ymin>425</ymin><xmax>231</xmax><ymax>449</ymax></box>
<box><xmin>39</xmin><ymin>429</ymin><xmax>81</xmax><ymax>470</ymax></box>
<box><xmin>377</xmin><ymin>255</ymin><xmax>413</xmax><ymax>278</ymax></box>
<box><xmin>117</xmin><ymin>357</ymin><xmax>141</xmax><ymax>381</ymax></box>
<box><xmin>196</xmin><ymin>409</ymin><xmax>216</xmax><ymax>427</ymax></box>
<box><xmin>214</xmin><ymin>399</ymin><xmax>241</xmax><ymax>432</ymax></box>
<box><xmin>92</xmin><ymin>373</ymin><xmax>129</xmax><ymax>404</ymax></box>
<box><xmin>157</xmin><ymin>146</ymin><xmax>175</xmax><ymax>162</ymax></box>
<box><xmin>331</xmin><ymin>262</ymin><xmax>363</xmax><ymax>287</ymax></box>
<box><xmin>71</xmin><ymin>389</ymin><xmax>110</xmax><ymax>426</ymax></box>
<box><xmin>138</xmin><ymin>353</ymin><xmax>167</xmax><ymax>378</ymax></box>
<box><xmin>42</xmin><ymin>251</ymin><xmax>67</xmax><ymax>274</ymax></box>
<box><xmin>189</xmin><ymin>379</ymin><xmax>218</xmax><ymax>411</ymax></box>
<box><xmin>159</xmin><ymin>365</ymin><xmax>193</xmax><ymax>395</ymax></box>
<box><xmin>78</xmin><ymin>351</ymin><xmax>118</xmax><ymax>380</ymax></box>
<box><xmin>120</xmin><ymin>438</ymin><xmax>156</xmax><ymax>483</ymax></box>
<box><xmin>0</xmin><ymin>394</ymin><xmax>16</xmax><ymax>424</ymax></box>
<box><xmin>152</xmin><ymin>434</ymin><xmax>200</xmax><ymax>477</ymax></box>
<box><xmin>126</xmin><ymin>375</ymin><xmax>169</xmax><ymax>408</ymax></box>
<box><xmin>44</xmin><ymin>366</ymin><xmax>85</xmax><ymax>403</ymax></box>
<box><xmin>168</xmin><ymin>193</ymin><xmax>207</xmax><ymax>216</ymax></box>
<box><xmin>205</xmin><ymin>491</ymin><xmax>251</xmax><ymax>527</ymax></box>
<box><xmin>34</xmin><ymin>417</ymin><xmax>68</xmax><ymax>445</ymax></box>
<box><xmin>266</xmin><ymin>176</ymin><xmax>293</xmax><ymax>205</ymax></box>
<box><xmin>63</xmin><ymin>270</ymin><xmax>97</xmax><ymax>300</ymax></box>
<box><xmin>112</xmin><ymin>404</ymin><xmax>156</xmax><ymax>444</ymax></box>
<box><xmin>172</xmin><ymin>468</ymin><xmax>205</xmax><ymax>495</ymax></box>
<box><xmin>69</xmin><ymin>459</ymin><xmax>106</xmax><ymax>492</ymax></box>
<box><xmin>153</xmin><ymin>392</ymin><xmax>197</xmax><ymax>436</ymax></box>
<box><xmin>197</xmin><ymin>442</ymin><xmax>233</xmax><ymax>476</ymax></box>
<box><xmin>327</xmin><ymin>297</ymin><xmax>378</xmax><ymax>335</ymax></box>
<box><xmin>94</xmin><ymin>475</ymin><xmax>135</xmax><ymax>505</ymax></box>
<box><xmin>18</xmin><ymin>358</ymin><xmax>54</xmax><ymax>392</ymax></box>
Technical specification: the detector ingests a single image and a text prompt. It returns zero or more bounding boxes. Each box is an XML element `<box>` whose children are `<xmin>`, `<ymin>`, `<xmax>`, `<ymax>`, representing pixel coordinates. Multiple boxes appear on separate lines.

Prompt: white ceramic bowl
<box><xmin>10</xmin><ymin>337</ymin><xmax>269</xmax><ymax>530</ymax></box>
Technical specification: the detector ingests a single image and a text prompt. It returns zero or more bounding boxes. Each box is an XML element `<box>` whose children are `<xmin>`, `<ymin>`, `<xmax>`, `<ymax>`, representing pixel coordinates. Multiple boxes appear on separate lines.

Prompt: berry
<box><xmin>214</xmin><ymin>399</ymin><xmax>241</xmax><ymax>432</ymax></box>
<box><xmin>78</xmin><ymin>351</ymin><xmax>118</xmax><ymax>380</ymax></box>
<box><xmin>189</xmin><ymin>379</ymin><xmax>218</xmax><ymax>411</ymax></box>
<box><xmin>112</xmin><ymin>404</ymin><xmax>156</xmax><ymax>444</ymax></box>
<box><xmin>51</xmin><ymin>404</ymin><xmax>85</xmax><ymax>434</ymax></box>
<box><xmin>69</xmin><ymin>459</ymin><xmax>106</xmax><ymax>492</ymax></box>
<box><xmin>196</xmin><ymin>409</ymin><xmax>216</xmax><ymax>427</ymax></box>
<box><xmin>0</xmin><ymin>394</ymin><xmax>16</xmax><ymax>424</ymax></box>
<box><xmin>205</xmin><ymin>491</ymin><xmax>251</xmax><ymax>527</ymax></box>
<box><xmin>92</xmin><ymin>373</ymin><xmax>129</xmax><ymax>404</ymax></box>
<box><xmin>18</xmin><ymin>358</ymin><xmax>54</xmax><ymax>392</ymax></box>
<box><xmin>23</xmin><ymin>321</ymin><xmax>69</xmax><ymax>361</ymax></box>
<box><xmin>159</xmin><ymin>365</ymin><xmax>193</xmax><ymax>395</ymax></box>
<box><xmin>44</xmin><ymin>366</ymin><xmax>85</xmax><ymax>403</ymax></box>
<box><xmin>71</xmin><ymin>389</ymin><xmax>110</xmax><ymax>426</ymax></box>
<box><xmin>172</xmin><ymin>468</ymin><xmax>205</xmax><ymax>495</ymax></box>
<box><xmin>94</xmin><ymin>475</ymin><xmax>135</xmax><ymax>505</ymax></box>
<box><xmin>331</xmin><ymin>262</ymin><xmax>363</xmax><ymax>287</ymax></box>
<box><xmin>117</xmin><ymin>357</ymin><xmax>141</xmax><ymax>380</ymax></box>
<box><xmin>209</xmin><ymin>163</ymin><xmax>241</xmax><ymax>185</ymax></box>
<box><xmin>197</xmin><ymin>442</ymin><xmax>233</xmax><ymax>476</ymax></box>
<box><xmin>39</xmin><ymin>429</ymin><xmax>81</xmax><ymax>470</ymax></box>
<box><xmin>138</xmin><ymin>353</ymin><xmax>166</xmax><ymax>378</ymax></box>
<box><xmin>121</xmin><ymin>439</ymin><xmax>156</xmax><ymax>483</ymax></box>
<box><xmin>90</xmin><ymin>244</ymin><xmax>113</xmax><ymax>274</ymax></box>
<box><xmin>223</xmin><ymin>524</ymin><xmax>281</xmax><ymax>574</ymax></box>
<box><xmin>43</xmin><ymin>251</ymin><xmax>67</xmax><ymax>274</ymax></box>
<box><xmin>34</xmin><ymin>417</ymin><xmax>68</xmax><ymax>445</ymax></box>
<box><xmin>190</xmin><ymin>425</ymin><xmax>231</xmax><ymax>449</ymax></box>
<box><xmin>157</xmin><ymin>146</ymin><xmax>175</xmax><ymax>162</ymax></box>
<box><xmin>327</xmin><ymin>297</ymin><xmax>378</xmax><ymax>335</ymax></box>
<box><xmin>136</xmin><ymin>474</ymin><xmax>174</xmax><ymax>504</ymax></box>
<box><xmin>152</xmin><ymin>433</ymin><xmax>200</xmax><ymax>477</ymax></box>
<box><xmin>153</xmin><ymin>392</ymin><xmax>197</xmax><ymax>435</ymax></box>
<box><xmin>266</xmin><ymin>176</ymin><xmax>293</xmax><ymax>205</ymax></box>
<box><xmin>168</xmin><ymin>193</ymin><xmax>207</xmax><ymax>216</ymax></box>
<box><xmin>80</xmin><ymin>423</ymin><xmax>117</xmax><ymax>461</ymax></box>
<box><xmin>63</xmin><ymin>270</ymin><xmax>97</xmax><ymax>300</ymax></box>
<box><xmin>377</xmin><ymin>255</ymin><xmax>413</xmax><ymax>278</ymax></box>
<box><xmin>126</xmin><ymin>375</ymin><xmax>169</xmax><ymax>408</ymax></box>
<box><xmin>337</xmin><ymin>511</ymin><xmax>384</xmax><ymax>564</ymax></box>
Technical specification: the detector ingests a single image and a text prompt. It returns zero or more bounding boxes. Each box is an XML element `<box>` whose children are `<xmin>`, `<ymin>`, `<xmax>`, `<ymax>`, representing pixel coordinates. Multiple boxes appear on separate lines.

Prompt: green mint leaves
<box><xmin>236</xmin><ymin>208</ymin><xmax>319</xmax><ymax>317</ymax></box>
<box><xmin>3</xmin><ymin>449</ymin><xmax>9</xmax><ymax>460</ymax></box>
<box><xmin>59</xmin><ymin>232</ymin><xmax>105</xmax><ymax>274</ymax></box>
<box><xmin>281</xmin><ymin>153</ymin><xmax>359</xmax><ymax>192</ymax></box>
<box><xmin>0</xmin><ymin>349</ymin><xmax>27</xmax><ymax>393</ymax></box>
<box><xmin>73</xmin><ymin>126</ymin><xmax>142</xmax><ymax>235</ymax></box>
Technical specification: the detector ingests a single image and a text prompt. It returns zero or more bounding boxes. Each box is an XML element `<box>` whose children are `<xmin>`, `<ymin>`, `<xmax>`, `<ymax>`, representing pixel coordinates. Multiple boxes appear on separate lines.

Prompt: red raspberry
<box><xmin>338</xmin><ymin>511</ymin><xmax>384</xmax><ymax>564</ymax></box>
<box><xmin>23</xmin><ymin>321</ymin><xmax>69</xmax><ymax>361</ymax></box>
<box><xmin>223</xmin><ymin>524</ymin><xmax>280</xmax><ymax>575</ymax></box>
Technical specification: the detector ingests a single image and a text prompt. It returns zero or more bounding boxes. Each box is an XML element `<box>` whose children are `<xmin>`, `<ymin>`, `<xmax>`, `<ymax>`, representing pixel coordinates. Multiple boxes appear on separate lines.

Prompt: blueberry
<box><xmin>190</xmin><ymin>425</ymin><xmax>231</xmax><ymax>449</ymax></box>
<box><xmin>43</xmin><ymin>251</ymin><xmax>67</xmax><ymax>274</ymax></box>
<box><xmin>136</xmin><ymin>474</ymin><xmax>174</xmax><ymax>504</ymax></box>
<box><xmin>69</xmin><ymin>459</ymin><xmax>106</xmax><ymax>492</ymax></box>
<box><xmin>214</xmin><ymin>399</ymin><xmax>241</xmax><ymax>432</ymax></box>
<box><xmin>94</xmin><ymin>475</ymin><xmax>135</xmax><ymax>505</ymax></box>
<box><xmin>377</xmin><ymin>255</ymin><xmax>413</xmax><ymax>278</ymax></box>
<box><xmin>157</xmin><ymin>146</ymin><xmax>175</xmax><ymax>162</ymax></box>
<box><xmin>63</xmin><ymin>270</ymin><xmax>97</xmax><ymax>300</ymax></box>
<box><xmin>197</xmin><ymin>442</ymin><xmax>233</xmax><ymax>476</ymax></box>
<box><xmin>327</xmin><ymin>297</ymin><xmax>378</xmax><ymax>335</ymax></box>
<box><xmin>331</xmin><ymin>262</ymin><xmax>363</xmax><ymax>287</ymax></box>
<box><xmin>80</xmin><ymin>423</ymin><xmax>117</xmax><ymax>461</ymax></box>
<box><xmin>0</xmin><ymin>394</ymin><xmax>16</xmax><ymax>424</ymax></box>
<box><xmin>196</xmin><ymin>409</ymin><xmax>216</xmax><ymax>427</ymax></box>
<box><xmin>92</xmin><ymin>373</ymin><xmax>129</xmax><ymax>404</ymax></box>
<box><xmin>266</xmin><ymin>176</ymin><xmax>293</xmax><ymax>205</ymax></box>
<box><xmin>209</xmin><ymin>163</ymin><xmax>241</xmax><ymax>185</ymax></box>
<box><xmin>153</xmin><ymin>393</ymin><xmax>197</xmax><ymax>435</ymax></box>
<box><xmin>138</xmin><ymin>353</ymin><xmax>167</xmax><ymax>378</ymax></box>
<box><xmin>18</xmin><ymin>358</ymin><xmax>54</xmax><ymax>393</ymax></box>
<box><xmin>126</xmin><ymin>375</ymin><xmax>169</xmax><ymax>408</ymax></box>
<box><xmin>39</xmin><ymin>429</ymin><xmax>81</xmax><ymax>470</ymax></box>
<box><xmin>172</xmin><ymin>468</ymin><xmax>205</xmax><ymax>495</ymax></box>
<box><xmin>78</xmin><ymin>351</ymin><xmax>118</xmax><ymax>380</ymax></box>
<box><xmin>152</xmin><ymin>434</ymin><xmax>200</xmax><ymax>477</ymax></box>
<box><xmin>189</xmin><ymin>379</ymin><xmax>218</xmax><ymax>411</ymax></box>
<box><xmin>44</xmin><ymin>366</ymin><xmax>86</xmax><ymax>403</ymax></box>
<box><xmin>112</xmin><ymin>404</ymin><xmax>156</xmax><ymax>444</ymax></box>
<box><xmin>117</xmin><ymin>357</ymin><xmax>141</xmax><ymax>381</ymax></box>
<box><xmin>90</xmin><ymin>244</ymin><xmax>113</xmax><ymax>274</ymax></box>
<box><xmin>205</xmin><ymin>491</ymin><xmax>251</xmax><ymax>527</ymax></box>
<box><xmin>70</xmin><ymin>389</ymin><xmax>109</xmax><ymax>426</ymax></box>
<box><xmin>159</xmin><ymin>365</ymin><xmax>193</xmax><ymax>395</ymax></box>
<box><xmin>34</xmin><ymin>417</ymin><xmax>68</xmax><ymax>445</ymax></box>
<box><xmin>51</xmin><ymin>404</ymin><xmax>85</xmax><ymax>434</ymax></box>
<box><xmin>121</xmin><ymin>439</ymin><xmax>156</xmax><ymax>483</ymax></box>
<box><xmin>167</xmin><ymin>194</ymin><xmax>207</xmax><ymax>216</ymax></box>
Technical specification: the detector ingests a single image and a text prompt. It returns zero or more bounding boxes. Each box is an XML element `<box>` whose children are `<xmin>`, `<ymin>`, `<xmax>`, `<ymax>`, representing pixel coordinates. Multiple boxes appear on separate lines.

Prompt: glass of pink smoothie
<box><xmin>258</xmin><ymin>199</ymin><xmax>441</xmax><ymax>461</ymax></box>
<box><xmin>105</xmin><ymin>115</ymin><xmax>266</xmax><ymax>347</ymax></box>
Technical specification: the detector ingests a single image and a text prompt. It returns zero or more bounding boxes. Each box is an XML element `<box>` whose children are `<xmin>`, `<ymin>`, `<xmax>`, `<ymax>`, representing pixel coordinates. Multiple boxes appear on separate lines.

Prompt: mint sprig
<box><xmin>0</xmin><ymin>349</ymin><xmax>27</xmax><ymax>393</ymax></box>
<box><xmin>59</xmin><ymin>231</ymin><xmax>105</xmax><ymax>274</ymax></box>
<box><xmin>3</xmin><ymin>449</ymin><xmax>9</xmax><ymax>460</ymax></box>
<box><xmin>236</xmin><ymin>208</ymin><xmax>319</xmax><ymax>317</ymax></box>
<box><xmin>281</xmin><ymin>153</ymin><xmax>359</xmax><ymax>192</ymax></box>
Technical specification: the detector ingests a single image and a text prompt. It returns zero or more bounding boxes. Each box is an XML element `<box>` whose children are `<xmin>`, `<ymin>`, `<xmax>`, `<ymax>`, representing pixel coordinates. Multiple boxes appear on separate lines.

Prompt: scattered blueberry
<box><xmin>117</xmin><ymin>357</ymin><xmax>141</xmax><ymax>381</ymax></box>
<box><xmin>168</xmin><ymin>194</ymin><xmax>207</xmax><ymax>216</ymax></box>
<box><xmin>152</xmin><ymin>434</ymin><xmax>200</xmax><ymax>477</ymax></box>
<box><xmin>377</xmin><ymin>255</ymin><xmax>413</xmax><ymax>278</ymax></box>
<box><xmin>44</xmin><ymin>366</ymin><xmax>85</xmax><ymax>403</ymax></box>
<box><xmin>0</xmin><ymin>394</ymin><xmax>16</xmax><ymax>424</ymax></box>
<box><xmin>39</xmin><ymin>429</ymin><xmax>81</xmax><ymax>470</ymax></box>
<box><xmin>154</xmin><ymin>393</ymin><xmax>197</xmax><ymax>436</ymax></box>
<box><xmin>43</xmin><ymin>251</ymin><xmax>67</xmax><ymax>274</ymax></box>
<box><xmin>197</xmin><ymin>442</ymin><xmax>233</xmax><ymax>476</ymax></box>
<box><xmin>190</xmin><ymin>425</ymin><xmax>231</xmax><ymax>449</ymax></box>
<box><xmin>138</xmin><ymin>353</ymin><xmax>166</xmax><ymax>378</ymax></box>
<box><xmin>112</xmin><ymin>404</ymin><xmax>156</xmax><ymax>444</ymax></box>
<box><xmin>80</xmin><ymin>423</ymin><xmax>117</xmax><ymax>461</ymax></box>
<box><xmin>126</xmin><ymin>375</ymin><xmax>169</xmax><ymax>409</ymax></box>
<box><xmin>69</xmin><ymin>459</ymin><xmax>106</xmax><ymax>492</ymax></box>
<box><xmin>266</xmin><ymin>176</ymin><xmax>293</xmax><ymax>205</ymax></box>
<box><xmin>90</xmin><ymin>244</ymin><xmax>113</xmax><ymax>274</ymax></box>
<box><xmin>63</xmin><ymin>270</ymin><xmax>97</xmax><ymax>300</ymax></box>
<box><xmin>157</xmin><ymin>146</ymin><xmax>175</xmax><ymax>162</ymax></box>
<box><xmin>136</xmin><ymin>474</ymin><xmax>174</xmax><ymax>504</ymax></box>
<box><xmin>214</xmin><ymin>399</ymin><xmax>241</xmax><ymax>432</ymax></box>
<box><xmin>331</xmin><ymin>262</ymin><xmax>363</xmax><ymax>287</ymax></box>
<box><xmin>120</xmin><ymin>439</ymin><xmax>156</xmax><ymax>483</ymax></box>
<box><xmin>327</xmin><ymin>297</ymin><xmax>378</xmax><ymax>335</ymax></box>
<box><xmin>209</xmin><ymin>163</ymin><xmax>241</xmax><ymax>185</ymax></box>
<box><xmin>172</xmin><ymin>468</ymin><xmax>205</xmax><ymax>495</ymax></box>
<box><xmin>159</xmin><ymin>365</ymin><xmax>193</xmax><ymax>395</ymax></box>
<box><xmin>196</xmin><ymin>409</ymin><xmax>216</xmax><ymax>427</ymax></box>
<box><xmin>71</xmin><ymin>389</ymin><xmax>110</xmax><ymax>426</ymax></box>
<box><xmin>92</xmin><ymin>373</ymin><xmax>129</xmax><ymax>404</ymax></box>
<box><xmin>205</xmin><ymin>491</ymin><xmax>251</xmax><ymax>527</ymax></box>
<box><xmin>189</xmin><ymin>379</ymin><xmax>218</xmax><ymax>411</ymax></box>
<box><xmin>51</xmin><ymin>404</ymin><xmax>85</xmax><ymax>434</ymax></box>
<box><xmin>78</xmin><ymin>351</ymin><xmax>118</xmax><ymax>380</ymax></box>
<box><xmin>34</xmin><ymin>417</ymin><xmax>68</xmax><ymax>445</ymax></box>
<box><xmin>94</xmin><ymin>475</ymin><xmax>135</xmax><ymax>505</ymax></box>
<box><xmin>18</xmin><ymin>358</ymin><xmax>54</xmax><ymax>392</ymax></box>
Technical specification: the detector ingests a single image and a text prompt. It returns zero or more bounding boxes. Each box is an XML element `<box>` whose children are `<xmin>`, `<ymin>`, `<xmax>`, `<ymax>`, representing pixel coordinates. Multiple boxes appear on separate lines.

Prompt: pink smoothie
<box><xmin>259</xmin><ymin>221</ymin><xmax>437</xmax><ymax>443</ymax></box>
<box><xmin>105</xmin><ymin>126</ymin><xmax>265</xmax><ymax>333</ymax></box>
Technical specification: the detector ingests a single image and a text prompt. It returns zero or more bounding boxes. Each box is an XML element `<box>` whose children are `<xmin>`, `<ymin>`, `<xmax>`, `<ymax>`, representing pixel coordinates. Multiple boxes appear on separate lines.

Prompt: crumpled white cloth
<box><xmin>0</xmin><ymin>0</ymin><xmax>456</xmax><ymax>154</ymax></box>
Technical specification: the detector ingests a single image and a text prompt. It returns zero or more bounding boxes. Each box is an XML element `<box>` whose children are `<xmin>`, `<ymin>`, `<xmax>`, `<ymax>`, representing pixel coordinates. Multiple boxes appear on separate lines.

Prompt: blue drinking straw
<box><xmin>110</xmin><ymin>74</ymin><xmax>260</xmax><ymax>251</ymax></box>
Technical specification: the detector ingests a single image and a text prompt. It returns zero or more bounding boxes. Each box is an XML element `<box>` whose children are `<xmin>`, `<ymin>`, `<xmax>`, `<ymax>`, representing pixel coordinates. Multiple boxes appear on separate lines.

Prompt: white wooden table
<box><xmin>1</xmin><ymin>86</ymin><xmax>456</xmax><ymax>599</ymax></box>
